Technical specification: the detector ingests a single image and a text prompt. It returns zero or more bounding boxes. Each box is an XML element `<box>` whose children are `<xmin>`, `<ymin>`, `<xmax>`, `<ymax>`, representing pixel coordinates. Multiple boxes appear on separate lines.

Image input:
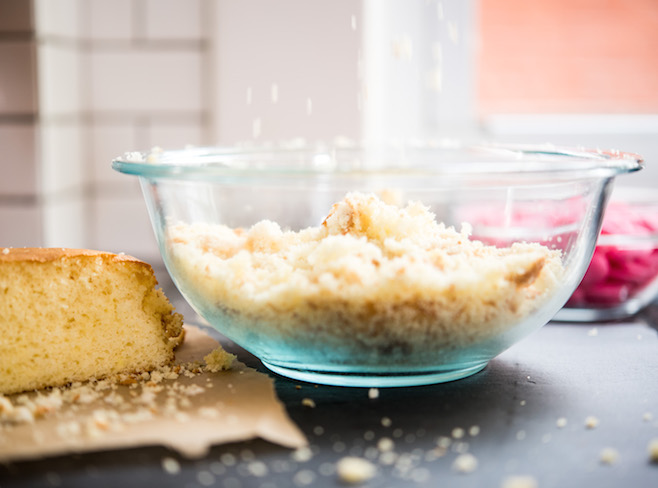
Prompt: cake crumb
<box><xmin>336</xmin><ymin>456</ymin><xmax>377</xmax><ymax>484</ymax></box>
<box><xmin>600</xmin><ymin>447</ymin><xmax>619</xmax><ymax>465</ymax></box>
<box><xmin>453</xmin><ymin>453</ymin><xmax>478</xmax><ymax>473</ymax></box>
<box><xmin>452</xmin><ymin>427</ymin><xmax>465</xmax><ymax>439</ymax></box>
<box><xmin>292</xmin><ymin>446</ymin><xmax>314</xmax><ymax>462</ymax></box>
<box><xmin>377</xmin><ymin>437</ymin><xmax>394</xmax><ymax>452</ymax></box>
<box><xmin>368</xmin><ymin>388</ymin><xmax>379</xmax><ymax>399</ymax></box>
<box><xmin>381</xmin><ymin>417</ymin><xmax>392</xmax><ymax>427</ymax></box>
<box><xmin>556</xmin><ymin>417</ymin><xmax>568</xmax><ymax>428</ymax></box>
<box><xmin>501</xmin><ymin>475</ymin><xmax>538</xmax><ymax>488</ymax></box>
<box><xmin>648</xmin><ymin>438</ymin><xmax>658</xmax><ymax>463</ymax></box>
<box><xmin>203</xmin><ymin>346</ymin><xmax>236</xmax><ymax>372</ymax></box>
<box><xmin>585</xmin><ymin>416</ymin><xmax>599</xmax><ymax>429</ymax></box>
<box><xmin>469</xmin><ymin>425</ymin><xmax>480</xmax><ymax>437</ymax></box>
<box><xmin>301</xmin><ymin>398</ymin><xmax>316</xmax><ymax>408</ymax></box>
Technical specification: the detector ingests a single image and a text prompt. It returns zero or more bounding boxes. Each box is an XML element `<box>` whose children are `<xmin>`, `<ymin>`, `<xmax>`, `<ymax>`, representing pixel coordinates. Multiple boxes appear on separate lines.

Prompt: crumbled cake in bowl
<box><xmin>113</xmin><ymin>142</ymin><xmax>642</xmax><ymax>386</ymax></box>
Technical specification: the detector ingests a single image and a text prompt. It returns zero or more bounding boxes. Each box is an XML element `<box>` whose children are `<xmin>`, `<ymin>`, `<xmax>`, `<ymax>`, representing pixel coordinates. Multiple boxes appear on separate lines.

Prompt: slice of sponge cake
<box><xmin>0</xmin><ymin>248</ymin><xmax>184</xmax><ymax>395</ymax></box>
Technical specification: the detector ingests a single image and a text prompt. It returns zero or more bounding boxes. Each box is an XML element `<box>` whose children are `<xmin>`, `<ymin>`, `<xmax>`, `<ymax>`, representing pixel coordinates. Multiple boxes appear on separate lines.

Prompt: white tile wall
<box><xmin>39</xmin><ymin>122</ymin><xmax>86</xmax><ymax>195</ymax></box>
<box><xmin>42</xmin><ymin>195</ymin><xmax>87</xmax><ymax>248</ymax></box>
<box><xmin>147</xmin><ymin>121</ymin><xmax>205</xmax><ymax>150</ymax></box>
<box><xmin>85</xmin><ymin>0</ymin><xmax>133</xmax><ymax>41</ymax></box>
<box><xmin>89</xmin><ymin>124</ymin><xmax>140</xmax><ymax>185</ymax></box>
<box><xmin>0</xmin><ymin>42</ymin><xmax>37</xmax><ymax>114</ymax></box>
<box><xmin>0</xmin><ymin>125</ymin><xmax>37</xmax><ymax>196</ymax></box>
<box><xmin>0</xmin><ymin>206</ymin><xmax>43</xmax><ymax>246</ymax></box>
<box><xmin>90</xmin><ymin>193</ymin><xmax>159</xmax><ymax>259</ymax></box>
<box><xmin>33</xmin><ymin>0</ymin><xmax>82</xmax><ymax>39</ymax></box>
<box><xmin>37</xmin><ymin>43</ymin><xmax>84</xmax><ymax>117</ymax></box>
<box><xmin>143</xmin><ymin>0</ymin><xmax>204</xmax><ymax>40</ymax></box>
<box><xmin>88</xmin><ymin>49</ymin><xmax>203</xmax><ymax>113</ymax></box>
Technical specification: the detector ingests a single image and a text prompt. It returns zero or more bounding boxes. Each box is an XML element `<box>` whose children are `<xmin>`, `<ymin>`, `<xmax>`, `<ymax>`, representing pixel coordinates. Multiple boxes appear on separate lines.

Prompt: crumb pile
<box><xmin>0</xmin><ymin>248</ymin><xmax>185</xmax><ymax>395</ymax></box>
<box><xmin>0</xmin><ymin>347</ymin><xmax>234</xmax><ymax>431</ymax></box>
<box><xmin>167</xmin><ymin>192</ymin><xmax>564</xmax><ymax>356</ymax></box>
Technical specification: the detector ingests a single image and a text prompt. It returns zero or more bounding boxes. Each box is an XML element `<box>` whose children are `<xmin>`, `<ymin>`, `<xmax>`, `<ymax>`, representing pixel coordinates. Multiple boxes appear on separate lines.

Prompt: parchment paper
<box><xmin>0</xmin><ymin>326</ymin><xmax>306</xmax><ymax>462</ymax></box>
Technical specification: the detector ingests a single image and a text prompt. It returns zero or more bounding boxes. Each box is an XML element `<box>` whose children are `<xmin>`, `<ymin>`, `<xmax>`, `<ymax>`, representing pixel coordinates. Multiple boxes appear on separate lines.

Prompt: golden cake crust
<box><xmin>0</xmin><ymin>247</ymin><xmax>147</xmax><ymax>266</ymax></box>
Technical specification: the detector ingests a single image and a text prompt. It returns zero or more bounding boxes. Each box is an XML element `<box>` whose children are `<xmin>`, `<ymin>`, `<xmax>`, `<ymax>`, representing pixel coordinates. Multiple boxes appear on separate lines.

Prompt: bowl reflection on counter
<box><xmin>113</xmin><ymin>142</ymin><xmax>643</xmax><ymax>386</ymax></box>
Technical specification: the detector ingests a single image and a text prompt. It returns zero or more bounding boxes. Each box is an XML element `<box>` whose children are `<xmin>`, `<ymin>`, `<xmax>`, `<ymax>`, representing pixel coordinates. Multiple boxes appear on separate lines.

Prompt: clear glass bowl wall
<box><xmin>115</xmin><ymin>145</ymin><xmax>642</xmax><ymax>386</ymax></box>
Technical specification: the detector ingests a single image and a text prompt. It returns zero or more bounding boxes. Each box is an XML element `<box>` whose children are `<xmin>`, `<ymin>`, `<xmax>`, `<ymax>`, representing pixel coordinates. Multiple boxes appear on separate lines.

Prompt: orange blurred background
<box><xmin>479</xmin><ymin>0</ymin><xmax>658</xmax><ymax>115</ymax></box>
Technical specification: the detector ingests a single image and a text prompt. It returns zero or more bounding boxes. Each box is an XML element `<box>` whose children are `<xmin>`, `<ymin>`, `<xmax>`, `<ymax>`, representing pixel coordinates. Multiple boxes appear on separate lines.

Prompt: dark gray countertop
<box><xmin>2</xmin><ymin>276</ymin><xmax>657</xmax><ymax>488</ymax></box>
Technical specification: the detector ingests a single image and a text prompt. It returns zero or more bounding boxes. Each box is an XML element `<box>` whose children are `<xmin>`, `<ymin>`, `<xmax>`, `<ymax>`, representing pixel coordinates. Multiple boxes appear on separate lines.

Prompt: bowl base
<box><xmin>260</xmin><ymin>360</ymin><xmax>488</xmax><ymax>387</ymax></box>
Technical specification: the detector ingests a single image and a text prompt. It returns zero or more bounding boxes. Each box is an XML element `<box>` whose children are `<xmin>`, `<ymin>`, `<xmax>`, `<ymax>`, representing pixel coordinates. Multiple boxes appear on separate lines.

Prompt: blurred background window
<box><xmin>0</xmin><ymin>0</ymin><xmax>656</xmax><ymax>265</ymax></box>
<box><xmin>479</xmin><ymin>0</ymin><xmax>658</xmax><ymax>115</ymax></box>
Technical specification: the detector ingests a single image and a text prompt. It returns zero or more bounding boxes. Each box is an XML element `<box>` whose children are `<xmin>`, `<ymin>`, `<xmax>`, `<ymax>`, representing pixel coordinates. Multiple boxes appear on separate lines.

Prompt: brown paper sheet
<box><xmin>0</xmin><ymin>326</ymin><xmax>306</xmax><ymax>462</ymax></box>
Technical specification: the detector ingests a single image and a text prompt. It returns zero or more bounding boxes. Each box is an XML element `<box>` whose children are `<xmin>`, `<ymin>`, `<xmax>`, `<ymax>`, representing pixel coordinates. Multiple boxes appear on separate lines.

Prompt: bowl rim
<box><xmin>111</xmin><ymin>141</ymin><xmax>644</xmax><ymax>181</ymax></box>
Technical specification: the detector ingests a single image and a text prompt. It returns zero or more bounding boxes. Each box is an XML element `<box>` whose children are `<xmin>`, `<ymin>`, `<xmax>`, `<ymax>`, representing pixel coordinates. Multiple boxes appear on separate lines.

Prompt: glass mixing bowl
<box><xmin>113</xmin><ymin>142</ymin><xmax>643</xmax><ymax>387</ymax></box>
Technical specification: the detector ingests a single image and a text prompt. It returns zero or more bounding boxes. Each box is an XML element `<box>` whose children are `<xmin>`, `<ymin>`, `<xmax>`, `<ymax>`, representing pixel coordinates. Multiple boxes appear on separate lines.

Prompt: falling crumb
<box><xmin>588</xmin><ymin>328</ymin><xmax>599</xmax><ymax>337</ymax></box>
<box><xmin>453</xmin><ymin>453</ymin><xmax>478</xmax><ymax>474</ymax></box>
<box><xmin>381</xmin><ymin>417</ymin><xmax>392</xmax><ymax>427</ymax></box>
<box><xmin>556</xmin><ymin>417</ymin><xmax>568</xmax><ymax>428</ymax></box>
<box><xmin>600</xmin><ymin>447</ymin><xmax>619</xmax><ymax>465</ymax></box>
<box><xmin>161</xmin><ymin>456</ymin><xmax>181</xmax><ymax>475</ymax></box>
<box><xmin>643</xmin><ymin>412</ymin><xmax>653</xmax><ymax>422</ymax></box>
<box><xmin>350</xmin><ymin>14</ymin><xmax>357</xmax><ymax>31</ymax></box>
<box><xmin>301</xmin><ymin>398</ymin><xmax>316</xmax><ymax>408</ymax></box>
<box><xmin>648</xmin><ymin>438</ymin><xmax>658</xmax><ymax>463</ymax></box>
<box><xmin>306</xmin><ymin>98</ymin><xmax>313</xmax><ymax>116</ymax></box>
<box><xmin>585</xmin><ymin>416</ymin><xmax>599</xmax><ymax>429</ymax></box>
<box><xmin>447</xmin><ymin>21</ymin><xmax>459</xmax><ymax>44</ymax></box>
<box><xmin>469</xmin><ymin>425</ymin><xmax>480</xmax><ymax>437</ymax></box>
<box><xmin>501</xmin><ymin>475</ymin><xmax>538</xmax><ymax>488</ymax></box>
<box><xmin>391</xmin><ymin>35</ymin><xmax>413</xmax><ymax>60</ymax></box>
<box><xmin>336</xmin><ymin>456</ymin><xmax>377</xmax><ymax>484</ymax></box>
<box><xmin>519</xmin><ymin>400</ymin><xmax>526</xmax><ymax>406</ymax></box>
<box><xmin>516</xmin><ymin>430</ymin><xmax>526</xmax><ymax>441</ymax></box>
<box><xmin>368</xmin><ymin>388</ymin><xmax>379</xmax><ymax>399</ymax></box>
<box><xmin>271</xmin><ymin>83</ymin><xmax>279</xmax><ymax>103</ymax></box>
<box><xmin>252</xmin><ymin>118</ymin><xmax>262</xmax><ymax>139</ymax></box>
<box><xmin>2</xmin><ymin>248</ymin><xmax>9</xmax><ymax>255</ymax></box>
<box><xmin>246</xmin><ymin>86</ymin><xmax>252</xmax><ymax>105</ymax></box>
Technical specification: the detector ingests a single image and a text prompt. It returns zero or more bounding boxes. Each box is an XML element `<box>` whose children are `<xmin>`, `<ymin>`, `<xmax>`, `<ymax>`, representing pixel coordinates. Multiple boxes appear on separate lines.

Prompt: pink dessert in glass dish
<box><xmin>556</xmin><ymin>187</ymin><xmax>658</xmax><ymax>321</ymax></box>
